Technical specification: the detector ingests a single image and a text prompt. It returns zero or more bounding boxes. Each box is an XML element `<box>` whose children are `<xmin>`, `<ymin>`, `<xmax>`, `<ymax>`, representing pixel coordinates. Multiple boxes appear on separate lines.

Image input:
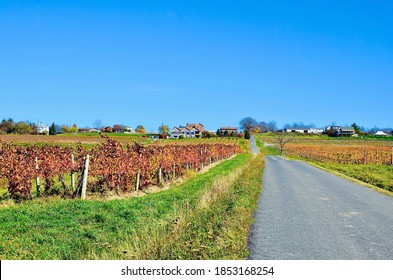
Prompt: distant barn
<box><xmin>220</xmin><ymin>126</ymin><xmax>238</xmax><ymax>135</ymax></box>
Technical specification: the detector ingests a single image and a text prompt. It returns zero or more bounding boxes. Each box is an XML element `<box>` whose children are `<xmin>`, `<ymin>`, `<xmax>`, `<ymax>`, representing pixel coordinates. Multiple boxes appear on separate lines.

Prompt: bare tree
<box><xmin>239</xmin><ymin>117</ymin><xmax>258</xmax><ymax>132</ymax></box>
<box><xmin>93</xmin><ymin>119</ymin><xmax>103</xmax><ymax>130</ymax></box>
<box><xmin>267</xmin><ymin>121</ymin><xmax>277</xmax><ymax>132</ymax></box>
<box><xmin>258</xmin><ymin>121</ymin><xmax>268</xmax><ymax>132</ymax></box>
<box><xmin>277</xmin><ymin>131</ymin><xmax>294</xmax><ymax>155</ymax></box>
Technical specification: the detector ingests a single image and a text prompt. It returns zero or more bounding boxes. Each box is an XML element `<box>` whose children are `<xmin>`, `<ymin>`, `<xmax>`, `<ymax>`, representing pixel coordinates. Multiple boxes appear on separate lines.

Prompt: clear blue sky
<box><xmin>1</xmin><ymin>0</ymin><xmax>393</xmax><ymax>131</ymax></box>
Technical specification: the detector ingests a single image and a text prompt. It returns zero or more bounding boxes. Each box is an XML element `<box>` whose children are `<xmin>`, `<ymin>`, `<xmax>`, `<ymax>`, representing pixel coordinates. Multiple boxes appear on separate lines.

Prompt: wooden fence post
<box><xmin>200</xmin><ymin>147</ymin><xmax>204</xmax><ymax>169</ymax></box>
<box><xmin>136</xmin><ymin>171</ymin><xmax>141</xmax><ymax>191</ymax></box>
<box><xmin>35</xmin><ymin>157</ymin><xmax>40</xmax><ymax>197</ymax></box>
<box><xmin>71</xmin><ymin>154</ymin><xmax>75</xmax><ymax>191</ymax></box>
<box><xmin>363</xmin><ymin>150</ymin><xmax>368</xmax><ymax>164</ymax></box>
<box><xmin>390</xmin><ymin>147</ymin><xmax>393</xmax><ymax>165</ymax></box>
<box><xmin>81</xmin><ymin>155</ymin><xmax>90</xmax><ymax>200</ymax></box>
<box><xmin>158</xmin><ymin>167</ymin><xmax>162</xmax><ymax>185</ymax></box>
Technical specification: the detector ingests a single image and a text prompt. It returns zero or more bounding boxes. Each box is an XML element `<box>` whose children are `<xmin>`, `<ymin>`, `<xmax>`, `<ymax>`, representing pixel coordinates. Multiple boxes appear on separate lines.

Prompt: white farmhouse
<box><xmin>36</xmin><ymin>122</ymin><xmax>49</xmax><ymax>134</ymax></box>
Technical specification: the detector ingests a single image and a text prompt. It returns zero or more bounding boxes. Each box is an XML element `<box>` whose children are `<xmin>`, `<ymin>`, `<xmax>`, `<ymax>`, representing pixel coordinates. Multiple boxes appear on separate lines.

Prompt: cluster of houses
<box><xmin>282</xmin><ymin>126</ymin><xmax>356</xmax><ymax>136</ymax></box>
<box><xmin>35</xmin><ymin>121</ymin><xmax>240</xmax><ymax>138</ymax></box>
<box><xmin>282</xmin><ymin>126</ymin><xmax>359</xmax><ymax>136</ymax></box>
<box><xmin>282</xmin><ymin>125</ymin><xmax>391</xmax><ymax>137</ymax></box>
<box><xmin>32</xmin><ymin>121</ymin><xmax>391</xmax><ymax>138</ymax></box>
<box><xmin>33</xmin><ymin>122</ymin><xmax>134</xmax><ymax>135</ymax></box>
<box><xmin>97</xmin><ymin>125</ymin><xmax>133</xmax><ymax>134</ymax></box>
<box><xmin>169</xmin><ymin>123</ymin><xmax>239</xmax><ymax>139</ymax></box>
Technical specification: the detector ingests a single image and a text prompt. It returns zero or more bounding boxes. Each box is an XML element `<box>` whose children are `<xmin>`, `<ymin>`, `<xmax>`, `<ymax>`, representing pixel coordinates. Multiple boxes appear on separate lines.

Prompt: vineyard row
<box><xmin>285</xmin><ymin>144</ymin><xmax>393</xmax><ymax>166</ymax></box>
<box><xmin>0</xmin><ymin>137</ymin><xmax>242</xmax><ymax>199</ymax></box>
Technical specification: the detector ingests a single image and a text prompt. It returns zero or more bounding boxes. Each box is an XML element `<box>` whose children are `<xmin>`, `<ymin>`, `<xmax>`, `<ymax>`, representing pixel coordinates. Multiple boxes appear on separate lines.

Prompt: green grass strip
<box><xmin>115</xmin><ymin>153</ymin><xmax>265</xmax><ymax>260</ymax></box>
<box><xmin>0</xmin><ymin>154</ymin><xmax>252</xmax><ymax>260</ymax></box>
<box><xmin>315</xmin><ymin>162</ymin><xmax>393</xmax><ymax>194</ymax></box>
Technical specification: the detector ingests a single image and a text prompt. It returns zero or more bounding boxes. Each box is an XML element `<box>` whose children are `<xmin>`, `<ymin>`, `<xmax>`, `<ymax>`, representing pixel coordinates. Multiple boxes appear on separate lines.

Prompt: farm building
<box><xmin>124</xmin><ymin>126</ymin><xmax>134</xmax><ymax>133</ymax></box>
<box><xmin>78</xmin><ymin>128</ymin><xmax>100</xmax><ymax>133</ymax></box>
<box><xmin>220</xmin><ymin>126</ymin><xmax>238</xmax><ymax>135</ymax></box>
<box><xmin>284</xmin><ymin>127</ymin><xmax>323</xmax><ymax>134</ymax></box>
<box><xmin>374</xmin><ymin>131</ymin><xmax>388</xmax><ymax>136</ymax></box>
<box><xmin>325</xmin><ymin>126</ymin><xmax>355</xmax><ymax>137</ymax></box>
<box><xmin>36</xmin><ymin>122</ymin><xmax>49</xmax><ymax>134</ymax></box>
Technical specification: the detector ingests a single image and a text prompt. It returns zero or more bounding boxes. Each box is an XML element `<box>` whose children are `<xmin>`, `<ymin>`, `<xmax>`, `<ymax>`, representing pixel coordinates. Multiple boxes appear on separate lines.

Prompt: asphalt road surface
<box><xmin>250</xmin><ymin>135</ymin><xmax>259</xmax><ymax>155</ymax></box>
<box><xmin>248</xmin><ymin>156</ymin><xmax>393</xmax><ymax>259</ymax></box>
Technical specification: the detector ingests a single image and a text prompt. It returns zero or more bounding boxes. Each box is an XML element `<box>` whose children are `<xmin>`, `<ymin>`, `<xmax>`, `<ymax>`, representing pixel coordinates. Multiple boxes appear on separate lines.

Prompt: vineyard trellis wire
<box><xmin>0</xmin><ymin>136</ymin><xmax>241</xmax><ymax>200</ymax></box>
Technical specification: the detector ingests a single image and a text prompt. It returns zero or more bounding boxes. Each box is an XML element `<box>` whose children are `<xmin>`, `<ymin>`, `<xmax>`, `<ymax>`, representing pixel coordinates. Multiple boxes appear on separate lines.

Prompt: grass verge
<box><xmin>254</xmin><ymin>136</ymin><xmax>280</xmax><ymax>156</ymax></box>
<box><xmin>286</xmin><ymin>153</ymin><xmax>393</xmax><ymax>197</ymax></box>
<box><xmin>0</xmin><ymin>153</ymin><xmax>264</xmax><ymax>260</ymax></box>
<box><xmin>116</xmin><ymin>153</ymin><xmax>264</xmax><ymax>260</ymax></box>
<box><xmin>309</xmin><ymin>162</ymin><xmax>393</xmax><ymax>197</ymax></box>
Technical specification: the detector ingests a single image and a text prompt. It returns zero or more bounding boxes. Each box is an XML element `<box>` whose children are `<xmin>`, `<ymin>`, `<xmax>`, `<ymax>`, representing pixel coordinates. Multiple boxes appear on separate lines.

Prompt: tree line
<box><xmin>239</xmin><ymin>117</ymin><xmax>277</xmax><ymax>133</ymax></box>
<box><xmin>238</xmin><ymin>117</ymin><xmax>392</xmax><ymax>136</ymax></box>
<box><xmin>0</xmin><ymin>118</ymin><xmax>79</xmax><ymax>135</ymax></box>
<box><xmin>0</xmin><ymin>118</ymin><xmax>151</xmax><ymax>135</ymax></box>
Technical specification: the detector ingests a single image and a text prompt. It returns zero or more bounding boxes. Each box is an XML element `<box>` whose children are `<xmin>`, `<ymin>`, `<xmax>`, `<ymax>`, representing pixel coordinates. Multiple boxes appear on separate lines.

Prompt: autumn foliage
<box><xmin>0</xmin><ymin>137</ymin><xmax>241</xmax><ymax>199</ymax></box>
<box><xmin>285</xmin><ymin>143</ymin><xmax>393</xmax><ymax>166</ymax></box>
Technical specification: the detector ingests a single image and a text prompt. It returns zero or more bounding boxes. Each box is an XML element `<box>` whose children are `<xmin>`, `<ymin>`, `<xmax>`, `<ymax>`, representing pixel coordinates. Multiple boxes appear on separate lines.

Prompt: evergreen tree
<box><xmin>351</xmin><ymin>123</ymin><xmax>361</xmax><ymax>134</ymax></box>
<box><xmin>216</xmin><ymin>129</ymin><xmax>222</xmax><ymax>137</ymax></box>
<box><xmin>49</xmin><ymin>122</ymin><xmax>57</xmax><ymax>135</ymax></box>
<box><xmin>245</xmin><ymin>130</ymin><xmax>251</xmax><ymax>140</ymax></box>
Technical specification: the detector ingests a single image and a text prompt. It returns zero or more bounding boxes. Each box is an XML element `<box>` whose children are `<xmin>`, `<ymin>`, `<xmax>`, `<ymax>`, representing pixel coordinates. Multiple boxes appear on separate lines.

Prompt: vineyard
<box><xmin>285</xmin><ymin>143</ymin><xmax>393</xmax><ymax>165</ymax></box>
<box><xmin>0</xmin><ymin>133</ymin><xmax>246</xmax><ymax>146</ymax></box>
<box><xmin>0</xmin><ymin>136</ymin><xmax>241</xmax><ymax>200</ymax></box>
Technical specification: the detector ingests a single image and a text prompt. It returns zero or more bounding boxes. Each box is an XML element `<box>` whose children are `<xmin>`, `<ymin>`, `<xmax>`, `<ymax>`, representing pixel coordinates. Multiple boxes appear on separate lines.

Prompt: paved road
<box><xmin>250</xmin><ymin>135</ymin><xmax>259</xmax><ymax>154</ymax></box>
<box><xmin>248</xmin><ymin>156</ymin><xmax>393</xmax><ymax>259</ymax></box>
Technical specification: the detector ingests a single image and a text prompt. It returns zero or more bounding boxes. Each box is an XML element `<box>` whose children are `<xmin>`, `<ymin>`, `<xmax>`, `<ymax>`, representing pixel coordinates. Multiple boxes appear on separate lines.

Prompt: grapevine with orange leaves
<box><xmin>0</xmin><ymin>137</ymin><xmax>241</xmax><ymax>199</ymax></box>
<box><xmin>285</xmin><ymin>143</ymin><xmax>393</xmax><ymax>165</ymax></box>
